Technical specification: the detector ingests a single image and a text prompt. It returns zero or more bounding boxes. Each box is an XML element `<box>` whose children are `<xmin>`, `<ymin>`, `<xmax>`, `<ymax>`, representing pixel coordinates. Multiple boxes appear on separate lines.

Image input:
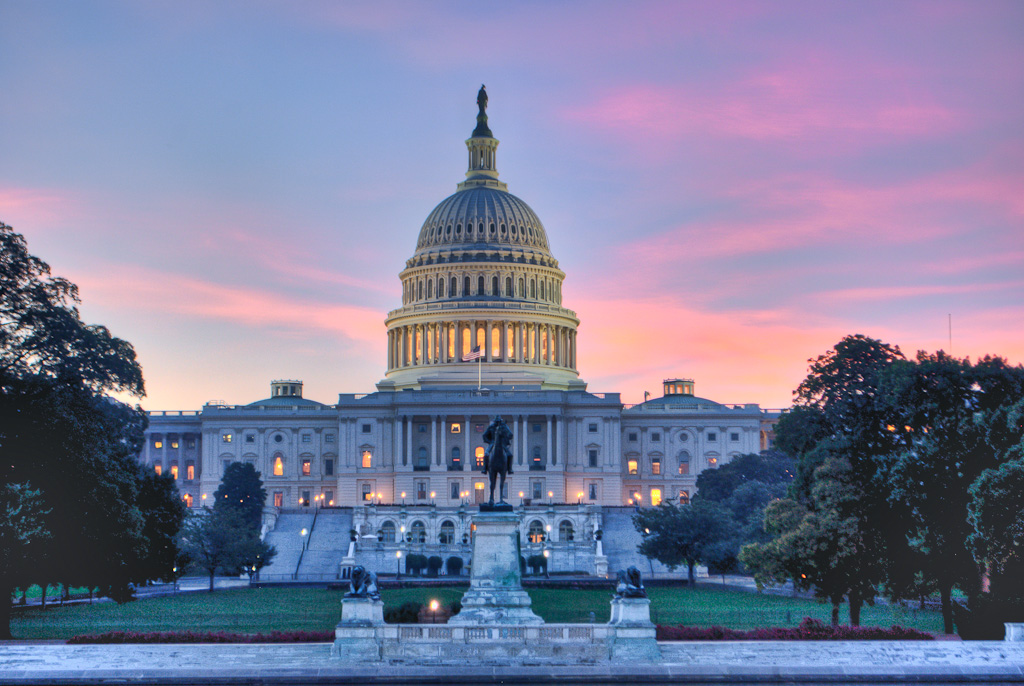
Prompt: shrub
<box><xmin>384</xmin><ymin>601</ymin><xmax>422</xmax><ymax>624</ymax></box>
<box><xmin>405</xmin><ymin>553</ymin><xmax>427</xmax><ymax>576</ymax></box>
<box><xmin>527</xmin><ymin>554</ymin><xmax>547</xmax><ymax>575</ymax></box>
<box><xmin>655</xmin><ymin>617</ymin><xmax>934</xmax><ymax>641</ymax></box>
<box><xmin>427</xmin><ymin>556</ymin><xmax>443</xmax><ymax>577</ymax></box>
<box><xmin>445</xmin><ymin>556</ymin><xmax>464</xmax><ymax>576</ymax></box>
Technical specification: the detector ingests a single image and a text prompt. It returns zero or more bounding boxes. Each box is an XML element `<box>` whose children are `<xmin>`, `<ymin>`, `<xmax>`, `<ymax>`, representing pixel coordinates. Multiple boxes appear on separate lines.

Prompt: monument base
<box><xmin>332</xmin><ymin>598</ymin><xmax>385</xmax><ymax>660</ymax></box>
<box><xmin>607</xmin><ymin>597</ymin><xmax>660</xmax><ymax>662</ymax></box>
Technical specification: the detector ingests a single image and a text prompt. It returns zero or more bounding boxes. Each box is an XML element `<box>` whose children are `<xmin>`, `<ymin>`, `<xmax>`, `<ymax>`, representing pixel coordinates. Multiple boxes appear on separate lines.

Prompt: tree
<box><xmin>213</xmin><ymin>463</ymin><xmax>267</xmax><ymax>531</ymax></box>
<box><xmin>0</xmin><ymin>483</ymin><xmax>50</xmax><ymax>639</ymax></box>
<box><xmin>0</xmin><ymin>222</ymin><xmax>149</xmax><ymax>636</ymax></box>
<box><xmin>633</xmin><ymin>499</ymin><xmax>735</xmax><ymax>586</ymax></box>
<box><xmin>968</xmin><ymin>458</ymin><xmax>1024</xmax><ymax>596</ymax></box>
<box><xmin>134</xmin><ymin>468</ymin><xmax>188</xmax><ymax>586</ymax></box>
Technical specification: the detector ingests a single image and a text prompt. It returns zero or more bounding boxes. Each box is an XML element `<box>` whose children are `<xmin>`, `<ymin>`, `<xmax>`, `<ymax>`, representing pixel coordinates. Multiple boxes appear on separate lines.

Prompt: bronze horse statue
<box><xmin>482</xmin><ymin>415</ymin><xmax>514</xmax><ymax>506</ymax></box>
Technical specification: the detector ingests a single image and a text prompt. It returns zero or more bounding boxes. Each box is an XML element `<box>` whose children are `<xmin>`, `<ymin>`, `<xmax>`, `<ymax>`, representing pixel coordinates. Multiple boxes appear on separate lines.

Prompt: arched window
<box><xmin>438</xmin><ymin>279</ymin><xmax>445</xmax><ymax>298</ymax></box>
<box><xmin>505</xmin><ymin>276</ymin><xmax>512</xmax><ymax>296</ymax></box>
<box><xmin>491</xmin><ymin>276</ymin><xmax>498</xmax><ymax>295</ymax></box>
<box><xmin>530</xmin><ymin>280</ymin><xmax>536</xmax><ymax>299</ymax></box>
<box><xmin>410</xmin><ymin>520</ymin><xmax>426</xmax><ymax>543</ymax></box>
<box><xmin>451</xmin><ymin>277</ymin><xmax>457</xmax><ymax>296</ymax></box>
<box><xmin>451</xmin><ymin>446</ymin><xmax>461</xmax><ymax>466</ymax></box>
<box><xmin>528</xmin><ymin>520</ymin><xmax>545</xmax><ymax>543</ymax></box>
<box><xmin>417</xmin><ymin>281</ymin><xmax>422</xmax><ymax>300</ymax></box>
<box><xmin>678</xmin><ymin>451</ymin><xmax>690</xmax><ymax>475</ymax></box>
<box><xmin>427</xmin><ymin>280</ymin><xmax>433</xmax><ymax>298</ymax></box>
<box><xmin>274</xmin><ymin>455</ymin><xmax>284</xmax><ymax>476</ymax></box>
<box><xmin>540</xmin><ymin>280</ymin><xmax>545</xmax><ymax>300</ymax></box>
<box><xmin>380</xmin><ymin>521</ymin><xmax>396</xmax><ymax>543</ymax></box>
<box><xmin>439</xmin><ymin>520</ymin><xmax>455</xmax><ymax>545</ymax></box>
<box><xmin>475</xmin><ymin>446</ymin><xmax>485</xmax><ymax>469</ymax></box>
<box><xmin>183</xmin><ymin>493</ymin><xmax>193</xmax><ymax>507</ymax></box>
<box><xmin>532</xmin><ymin>446</ymin><xmax>542</xmax><ymax>468</ymax></box>
<box><xmin>478</xmin><ymin>276</ymin><xmax>485</xmax><ymax>294</ymax></box>
<box><xmin>518</xmin><ymin>278</ymin><xmax>524</xmax><ymax>296</ymax></box>
<box><xmin>559</xmin><ymin>519</ymin><xmax>574</xmax><ymax>542</ymax></box>
<box><xmin>464</xmin><ymin>276</ymin><xmax>471</xmax><ymax>296</ymax></box>
<box><xmin>679</xmin><ymin>490</ymin><xmax>690</xmax><ymax>505</ymax></box>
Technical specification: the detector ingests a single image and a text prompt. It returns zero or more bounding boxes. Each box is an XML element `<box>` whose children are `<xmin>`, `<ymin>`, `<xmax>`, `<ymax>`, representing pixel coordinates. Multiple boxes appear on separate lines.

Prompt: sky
<box><xmin>1</xmin><ymin>1</ymin><xmax>1022</xmax><ymax>411</ymax></box>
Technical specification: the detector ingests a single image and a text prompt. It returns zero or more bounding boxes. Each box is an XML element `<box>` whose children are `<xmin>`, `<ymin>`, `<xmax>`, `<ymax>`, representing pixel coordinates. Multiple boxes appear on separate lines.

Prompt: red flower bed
<box><xmin>67</xmin><ymin>630</ymin><xmax>334</xmax><ymax>644</ymax></box>
<box><xmin>656</xmin><ymin>617</ymin><xmax>934</xmax><ymax>641</ymax></box>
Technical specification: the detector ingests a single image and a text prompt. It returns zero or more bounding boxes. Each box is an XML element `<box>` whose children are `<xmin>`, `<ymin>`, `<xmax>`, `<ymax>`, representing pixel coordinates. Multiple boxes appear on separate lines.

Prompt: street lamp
<box><xmin>542</xmin><ymin>549</ymin><xmax>550</xmax><ymax>579</ymax></box>
<box><xmin>396</xmin><ymin>550</ymin><xmax>403</xmax><ymax>579</ymax></box>
<box><xmin>172</xmin><ymin>566</ymin><xmax>178</xmax><ymax>594</ymax></box>
<box><xmin>548</xmin><ymin>490</ymin><xmax>553</xmax><ymax>503</ymax></box>
<box><xmin>577</xmin><ymin>491</ymin><xmax>584</xmax><ymax>503</ymax></box>
<box><xmin>429</xmin><ymin>599</ymin><xmax>439</xmax><ymax>623</ymax></box>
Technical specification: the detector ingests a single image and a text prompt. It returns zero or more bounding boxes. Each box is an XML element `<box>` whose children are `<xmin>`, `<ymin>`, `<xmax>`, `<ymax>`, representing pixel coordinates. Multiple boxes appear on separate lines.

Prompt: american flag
<box><xmin>462</xmin><ymin>346</ymin><xmax>483</xmax><ymax>361</ymax></box>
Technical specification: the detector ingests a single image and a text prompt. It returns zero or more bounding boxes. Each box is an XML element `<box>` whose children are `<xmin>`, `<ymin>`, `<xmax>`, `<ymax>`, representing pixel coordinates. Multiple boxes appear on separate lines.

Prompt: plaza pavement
<box><xmin>0</xmin><ymin>640</ymin><xmax>1022</xmax><ymax>684</ymax></box>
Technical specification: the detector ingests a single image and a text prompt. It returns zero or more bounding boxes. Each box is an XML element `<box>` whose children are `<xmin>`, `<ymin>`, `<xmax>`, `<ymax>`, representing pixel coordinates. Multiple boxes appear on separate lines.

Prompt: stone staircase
<box><xmin>600</xmin><ymin>508</ymin><xmax>678</xmax><ymax>579</ymax></box>
<box><xmin>297</xmin><ymin>509</ymin><xmax>353</xmax><ymax>580</ymax></box>
<box><xmin>259</xmin><ymin>511</ymin><xmax>316</xmax><ymax>580</ymax></box>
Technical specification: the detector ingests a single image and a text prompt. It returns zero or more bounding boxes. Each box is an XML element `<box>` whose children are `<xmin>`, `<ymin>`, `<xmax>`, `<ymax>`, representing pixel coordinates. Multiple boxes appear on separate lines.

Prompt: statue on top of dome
<box><xmin>477</xmin><ymin>84</ymin><xmax>488</xmax><ymax>114</ymax></box>
<box><xmin>473</xmin><ymin>85</ymin><xmax>492</xmax><ymax>138</ymax></box>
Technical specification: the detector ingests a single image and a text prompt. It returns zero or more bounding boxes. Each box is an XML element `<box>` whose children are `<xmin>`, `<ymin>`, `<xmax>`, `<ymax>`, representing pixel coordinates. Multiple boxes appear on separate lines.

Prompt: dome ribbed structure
<box><xmin>379</xmin><ymin>88</ymin><xmax>584</xmax><ymax>392</ymax></box>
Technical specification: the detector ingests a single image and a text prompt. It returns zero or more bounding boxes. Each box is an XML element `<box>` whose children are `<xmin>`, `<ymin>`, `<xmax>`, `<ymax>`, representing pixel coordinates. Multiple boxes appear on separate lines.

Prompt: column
<box><xmin>554</xmin><ymin>415</ymin><xmax>561</xmax><ymax>466</ymax></box>
<box><xmin>440</xmin><ymin>415</ymin><xmax>447</xmax><ymax>468</ymax></box>
<box><xmin>464</xmin><ymin>416</ymin><xmax>471</xmax><ymax>469</ymax></box>
<box><xmin>519</xmin><ymin>415</ymin><xmax>527</xmax><ymax>465</ymax></box>
<box><xmin>546</xmin><ymin>415</ymin><xmax>553</xmax><ymax>466</ymax></box>
<box><xmin>405</xmin><ymin>416</ymin><xmax>412</xmax><ymax>466</ymax></box>
<box><xmin>392</xmin><ymin>415</ymin><xmax>401</xmax><ymax>468</ymax></box>
<box><xmin>431</xmin><ymin>415</ymin><xmax>438</xmax><ymax>466</ymax></box>
<box><xmin>511</xmin><ymin>416</ymin><xmax>519</xmax><ymax>467</ymax></box>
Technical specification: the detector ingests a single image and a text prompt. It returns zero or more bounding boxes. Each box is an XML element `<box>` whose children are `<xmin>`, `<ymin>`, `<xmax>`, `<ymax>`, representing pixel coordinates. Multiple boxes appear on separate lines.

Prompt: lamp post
<box><xmin>172</xmin><ymin>566</ymin><xmax>178</xmax><ymax>594</ymax></box>
<box><xmin>577</xmin><ymin>491</ymin><xmax>584</xmax><ymax>504</ymax></box>
<box><xmin>548</xmin><ymin>490</ymin><xmax>553</xmax><ymax>504</ymax></box>
<box><xmin>429</xmin><ymin>599</ymin><xmax>439</xmax><ymax>624</ymax></box>
<box><xmin>542</xmin><ymin>549</ymin><xmax>550</xmax><ymax>579</ymax></box>
<box><xmin>396</xmin><ymin>550</ymin><xmax>403</xmax><ymax>579</ymax></box>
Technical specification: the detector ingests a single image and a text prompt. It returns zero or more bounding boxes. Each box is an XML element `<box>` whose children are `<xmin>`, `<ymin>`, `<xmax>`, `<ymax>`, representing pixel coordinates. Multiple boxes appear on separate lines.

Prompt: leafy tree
<box><xmin>967</xmin><ymin>458</ymin><xmax>1024</xmax><ymax>596</ymax></box>
<box><xmin>0</xmin><ymin>483</ymin><xmax>50</xmax><ymax>638</ymax></box>
<box><xmin>213</xmin><ymin>462</ymin><xmax>267</xmax><ymax>531</ymax></box>
<box><xmin>134</xmin><ymin>468</ymin><xmax>188</xmax><ymax>586</ymax></box>
<box><xmin>178</xmin><ymin>508</ymin><xmax>274</xmax><ymax>591</ymax></box>
<box><xmin>633</xmin><ymin>499</ymin><xmax>735</xmax><ymax>587</ymax></box>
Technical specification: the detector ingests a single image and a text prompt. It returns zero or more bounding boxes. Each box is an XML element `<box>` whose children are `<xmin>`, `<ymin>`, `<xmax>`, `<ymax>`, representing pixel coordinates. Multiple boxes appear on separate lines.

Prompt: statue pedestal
<box><xmin>449</xmin><ymin>510</ymin><xmax>543</xmax><ymax>625</ymax></box>
<box><xmin>607</xmin><ymin>597</ymin><xmax>660</xmax><ymax>662</ymax></box>
<box><xmin>332</xmin><ymin>597</ymin><xmax>384</xmax><ymax>660</ymax></box>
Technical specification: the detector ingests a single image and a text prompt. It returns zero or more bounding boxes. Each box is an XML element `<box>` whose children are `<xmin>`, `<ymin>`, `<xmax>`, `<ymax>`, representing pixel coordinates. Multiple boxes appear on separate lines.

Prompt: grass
<box><xmin>9</xmin><ymin>584</ymin><xmax>946</xmax><ymax>640</ymax></box>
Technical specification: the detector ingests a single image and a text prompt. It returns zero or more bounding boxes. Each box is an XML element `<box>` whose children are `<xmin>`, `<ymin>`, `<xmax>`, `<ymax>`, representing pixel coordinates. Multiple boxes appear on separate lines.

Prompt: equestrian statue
<box><xmin>481</xmin><ymin>415</ymin><xmax>514</xmax><ymax>506</ymax></box>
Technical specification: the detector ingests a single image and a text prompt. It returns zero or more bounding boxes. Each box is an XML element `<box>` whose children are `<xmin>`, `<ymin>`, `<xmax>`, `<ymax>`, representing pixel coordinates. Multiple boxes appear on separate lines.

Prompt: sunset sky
<box><xmin>2</xmin><ymin>1</ymin><xmax>1022</xmax><ymax>411</ymax></box>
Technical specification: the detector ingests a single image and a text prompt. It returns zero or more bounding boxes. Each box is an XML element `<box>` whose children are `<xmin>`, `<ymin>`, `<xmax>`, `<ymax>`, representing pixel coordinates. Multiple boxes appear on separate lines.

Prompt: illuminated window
<box><xmin>323</xmin><ymin>490</ymin><xmax>333</xmax><ymax>505</ymax></box>
<box><xmin>532</xmin><ymin>446</ymin><xmax>542</xmax><ymax>468</ymax></box>
<box><xmin>652</xmin><ymin>458</ymin><xmax>661</xmax><ymax>475</ymax></box>
<box><xmin>475</xmin><ymin>446</ymin><xmax>485</xmax><ymax>469</ymax></box>
<box><xmin>186</xmin><ymin>462</ymin><xmax>195</xmax><ymax>480</ymax></box>
<box><xmin>273</xmin><ymin>492</ymin><xmax>283</xmax><ymax>508</ymax></box>
<box><xmin>154</xmin><ymin>440</ymin><xmax>163</xmax><ymax>449</ymax></box>
<box><xmin>474</xmin><ymin>482</ymin><xmax>485</xmax><ymax>504</ymax></box>
<box><xmin>679</xmin><ymin>490</ymin><xmax>690</xmax><ymax>505</ymax></box>
<box><xmin>416</xmin><ymin>480</ymin><xmax>427</xmax><ymax>500</ymax></box>
<box><xmin>222</xmin><ymin>434</ymin><xmax>232</xmax><ymax>444</ymax></box>
<box><xmin>171</xmin><ymin>465</ymin><xmax>179</xmax><ymax>480</ymax></box>
<box><xmin>170</xmin><ymin>440</ymin><xmax>179</xmax><ymax>449</ymax></box>
<box><xmin>651</xmin><ymin>488</ymin><xmax>662</xmax><ymax>507</ymax></box>
<box><xmin>183</xmin><ymin>493</ymin><xmax>193</xmax><ymax>507</ymax></box>
<box><xmin>362</xmin><ymin>450</ymin><xmax>373</xmax><ymax>468</ymax></box>
<box><xmin>154</xmin><ymin>464</ymin><xmax>162</xmax><ymax>476</ymax></box>
<box><xmin>274</xmin><ymin>456</ymin><xmax>284</xmax><ymax>476</ymax></box>
<box><xmin>678</xmin><ymin>452</ymin><xmax>690</xmax><ymax>475</ymax></box>
<box><xmin>302</xmin><ymin>459</ymin><xmax>311</xmax><ymax>476</ymax></box>
<box><xmin>362</xmin><ymin>484</ymin><xmax>373</xmax><ymax>501</ymax></box>
<box><xmin>528</xmin><ymin>520</ymin><xmax>545</xmax><ymax>543</ymax></box>
<box><xmin>451</xmin><ymin>423</ymin><xmax>461</xmax><ymax>434</ymax></box>
<box><xmin>628</xmin><ymin>460</ymin><xmax>638</xmax><ymax>475</ymax></box>
<box><xmin>708</xmin><ymin>457</ymin><xmax>718</xmax><ymax>467</ymax></box>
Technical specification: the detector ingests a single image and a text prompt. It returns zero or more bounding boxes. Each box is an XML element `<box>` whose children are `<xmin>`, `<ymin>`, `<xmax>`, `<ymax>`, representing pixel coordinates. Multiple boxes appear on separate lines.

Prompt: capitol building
<box><xmin>139</xmin><ymin>90</ymin><xmax>780</xmax><ymax>577</ymax></box>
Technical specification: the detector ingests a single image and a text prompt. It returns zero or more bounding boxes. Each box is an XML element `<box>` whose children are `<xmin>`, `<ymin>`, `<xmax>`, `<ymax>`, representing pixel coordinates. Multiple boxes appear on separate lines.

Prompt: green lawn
<box><xmin>9</xmin><ymin>584</ymin><xmax>946</xmax><ymax>640</ymax></box>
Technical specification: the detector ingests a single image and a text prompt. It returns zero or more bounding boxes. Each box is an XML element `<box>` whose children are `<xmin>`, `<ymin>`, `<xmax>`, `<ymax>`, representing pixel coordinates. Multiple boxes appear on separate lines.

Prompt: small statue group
<box><xmin>344</xmin><ymin>565</ymin><xmax>380</xmax><ymax>601</ymax></box>
<box><xmin>614</xmin><ymin>566</ymin><xmax>647</xmax><ymax>599</ymax></box>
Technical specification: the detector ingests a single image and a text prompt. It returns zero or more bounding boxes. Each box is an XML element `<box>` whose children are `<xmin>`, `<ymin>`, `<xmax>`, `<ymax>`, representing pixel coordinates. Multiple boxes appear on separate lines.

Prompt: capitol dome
<box><xmin>379</xmin><ymin>87</ymin><xmax>584</xmax><ymax>392</ymax></box>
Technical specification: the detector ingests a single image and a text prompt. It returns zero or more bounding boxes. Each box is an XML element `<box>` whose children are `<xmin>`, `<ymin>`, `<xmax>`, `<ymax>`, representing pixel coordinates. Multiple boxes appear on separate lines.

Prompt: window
<box><xmin>274</xmin><ymin>456</ymin><xmax>284</xmax><ymax>476</ymax></box>
<box><xmin>678</xmin><ymin>452</ymin><xmax>690</xmax><ymax>475</ymax></box>
<box><xmin>588</xmin><ymin>483</ymin><xmax>598</xmax><ymax>501</ymax></box>
<box><xmin>416</xmin><ymin>447</ymin><xmax>428</xmax><ymax>470</ymax></box>
<box><xmin>651</xmin><ymin>488</ymin><xmax>662</xmax><ymax>507</ymax></box>
<box><xmin>362</xmin><ymin>450</ymin><xmax>373</xmax><ymax>469</ymax></box>
<box><xmin>186</xmin><ymin>462</ymin><xmax>195</xmax><ymax>480</ymax></box>
<box><xmin>410</xmin><ymin>521</ymin><xmax>426</xmax><ymax>543</ymax></box>
<box><xmin>418</xmin><ymin>424</ymin><xmax>427</xmax><ymax>433</ymax></box>
<box><xmin>628</xmin><ymin>432</ymin><xmax>637</xmax><ymax>442</ymax></box>
<box><xmin>154</xmin><ymin>440</ymin><xmax>163</xmax><ymax>449</ymax></box>
<box><xmin>440</xmin><ymin>520</ymin><xmax>455</xmax><ymax>545</ymax></box>
<box><xmin>559</xmin><ymin>520</ymin><xmax>574</xmax><ymax>542</ymax></box>
<box><xmin>532</xmin><ymin>481</ymin><xmax>543</xmax><ymax>501</ymax></box>
<box><xmin>362</xmin><ymin>484</ymin><xmax>373</xmax><ymax>501</ymax></box>
<box><xmin>222</xmin><ymin>434</ymin><xmax>233</xmax><ymax>444</ymax></box>
<box><xmin>708</xmin><ymin>432</ymin><xmax>717</xmax><ymax>442</ymax></box>
<box><xmin>474</xmin><ymin>481</ymin><xmax>486</xmax><ymax>504</ymax></box>
<box><xmin>302</xmin><ymin>459</ymin><xmax>312</xmax><ymax>476</ymax></box>
<box><xmin>531</xmin><ymin>446</ymin><xmax>542</xmax><ymax>469</ymax></box>
<box><xmin>451</xmin><ymin>423</ymin><xmax>461</xmax><ymax>434</ymax></box>
<box><xmin>651</xmin><ymin>458</ymin><xmax>661</xmax><ymax>475</ymax></box>
<box><xmin>450</xmin><ymin>482</ymin><xmax>460</xmax><ymax>500</ymax></box>
<box><xmin>245</xmin><ymin>435</ymin><xmax>255</xmax><ymax>444</ymax></box>
<box><xmin>186</xmin><ymin>439</ymin><xmax>196</xmax><ymax>449</ymax></box>
<box><xmin>528</xmin><ymin>520</ymin><xmax>545</xmax><ymax>543</ymax></box>
<box><xmin>532</xmin><ymin>424</ymin><xmax>541</xmax><ymax>432</ymax></box>
<box><xmin>627</xmin><ymin>459</ymin><xmax>638</xmax><ymax>475</ymax></box>
<box><xmin>274</xmin><ymin>434</ymin><xmax>283</xmax><ymax>443</ymax></box>
<box><xmin>302</xmin><ymin>434</ymin><xmax>311</xmax><ymax>443</ymax></box>
<box><xmin>588</xmin><ymin>423</ymin><xmax>598</xmax><ymax>433</ymax></box>
<box><xmin>326</xmin><ymin>434</ymin><xmax>336</xmax><ymax>443</ymax></box>
<box><xmin>362</xmin><ymin>424</ymin><xmax>371</xmax><ymax>434</ymax></box>
<box><xmin>475</xmin><ymin>424</ymin><xmax>484</xmax><ymax>433</ymax></box>
<box><xmin>301</xmin><ymin>490</ymin><xmax>311</xmax><ymax>506</ymax></box>
<box><xmin>588</xmin><ymin>449</ymin><xmax>598</xmax><ymax>468</ymax></box>
<box><xmin>475</xmin><ymin>446</ymin><xmax>485</xmax><ymax>469</ymax></box>
<box><xmin>154</xmin><ymin>464</ymin><xmax>162</xmax><ymax>476</ymax></box>
<box><xmin>170</xmin><ymin>440</ymin><xmax>179</xmax><ymax>449</ymax></box>
<box><xmin>183</xmin><ymin>493</ymin><xmax>193</xmax><ymax>507</ymax></box>
<box><xmin>679</xmin><ymin>490</ymin><xmax>690</xmax><ymax>505</ymax></box>
<box><xmin>730</xmin><ymin>432</ymin><xmax>740</xmax><ymax>442</ymax></box>
<box><xmin>708</xmin><ymin>457</ymin><xmax>718</xmax><ymax>467</ymax></box>
<box><xmin>273</xmin><ymin>492</ymin><xmax>283</xmax><ymax>508</ymax></box>
<box><xmin>324</xmin><ymin>459</ymin><xmax>334</xmax><ymax>476</ymax></box>
<box><xmin>679</xmin><ymin>433</ymin><xmax>689</xmax><ymax>442</ymax></box>
<box><xmin>171</xmin><ymin>465</ymin><xmax>179</xmax><ymax>480</ymax></box>
<box><xmin>451</xmin><ymin>446</ymin><xmax>461</xmax><ymax>466</ymax></box>
<box><xmin>323</xmin><ymin>490</ymin><xmax>333</xmax><ymax>506</ymax></box>
<box><xmin>651</xmin><ymin>432</ymin><xmax>661</xmax><ymax>442</ymax></box>
<box><xmin>416</xmin><ymin>480</ymin><xmax>427</xmax><ymax>501</ymax></box>
<box><xmin>380</xmin><ymin>521</ymin><xmax>396</xmax><ymax>543</ymax></box>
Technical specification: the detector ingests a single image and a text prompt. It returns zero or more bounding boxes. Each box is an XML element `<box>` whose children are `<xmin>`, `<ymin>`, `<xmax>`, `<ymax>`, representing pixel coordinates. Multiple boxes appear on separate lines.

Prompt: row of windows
<box><xmin>421</xmin><ymin>219</ymin><xmax>540</xmax><ymax>245</ymax></box>
<box><xmin>625</xmin><ymin>454</ymin><xmax>717</xmax><ymax>476</ymax></box>
<box><xmin>625</xmin><ymin>431</ymin><xmax>740</xmax><ymax>443</ymax></box>
<box><xmin>402</xmin><ymin>273</ymin><xmax>561</xmax><ymax>305</ymax></box>
<box><xmin>627</xmin><ymin>488</ymin><xmax>691</xmax><ymax>507</ymax></box>
<box><xmin>152</xmin><ymin>438</ymin><xmax>196</xmax><ymax>450</ymax></box>
<box><xmin>154</xmin><ymin>462</ymin><xmax>195</xmax><ymax>480</ymax></box>
<box><xmin>221</xmin><ymin>432</ymin><xmax>337</xmax><ymax>445</ymax></box>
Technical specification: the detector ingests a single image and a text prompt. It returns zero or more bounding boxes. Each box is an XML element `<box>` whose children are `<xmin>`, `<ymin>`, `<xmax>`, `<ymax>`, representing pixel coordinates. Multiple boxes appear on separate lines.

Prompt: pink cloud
<box><xmin>0</xmin><ymin>186</ymin><xmax>79</xmax><ymax>227</ymax></box>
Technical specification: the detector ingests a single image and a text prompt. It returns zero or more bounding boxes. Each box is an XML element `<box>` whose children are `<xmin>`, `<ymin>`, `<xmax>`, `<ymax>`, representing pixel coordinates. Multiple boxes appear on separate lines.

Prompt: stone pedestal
<box><xmin>607</xmin><ymin>597</ymin><xmax>660</xmax><ymax>662</ymax></box>
<box><xmin>1007</xmin><ymin>623</ymin><xmax>1024</xmax><ymax>641</ymax></box>
<box><xmin>332</xmin><ymin>597</ymin><xmax>384</xmax><ymax>660</ymax></box>
<box><xmin>449</xmin><ymin>510</ymin><xmax>543</xmax><ymax>625</ymax></box>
